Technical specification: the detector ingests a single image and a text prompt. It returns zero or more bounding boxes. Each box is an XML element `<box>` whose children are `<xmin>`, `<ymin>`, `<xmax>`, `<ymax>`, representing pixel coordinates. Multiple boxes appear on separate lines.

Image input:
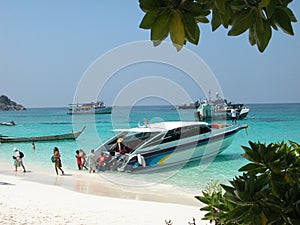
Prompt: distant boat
<box><xmin>194</xmin><ymin>93</ymin><xmax>250</xmax><ymax>121</ymax></box>
<box><xmin>174</xmin><ymin>101</ymin><xmax>200</xmax><ymax>110</ymax></box>
<box><xmin>195</xmin><ymin>100</ymin><xmax>250</xmax><ymax>121</ymax></box>
<box><xmin>0</xmin><ymin>121</ymin><xmax>16</xmax><ymax>126</ymax></box>
<box><xmin>67</xmin><ymin>101</ymin><xmax>112</xmax><ymax>114</ymax></box>
<box><xmin>0</xmin><ymin>126</ymin><xmax>85</xmax><ymax>143</ymax></box>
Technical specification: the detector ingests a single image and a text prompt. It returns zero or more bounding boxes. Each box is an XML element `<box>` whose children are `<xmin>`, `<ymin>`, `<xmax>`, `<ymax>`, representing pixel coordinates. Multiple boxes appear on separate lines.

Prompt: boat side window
<box><xmin>123</xmin><ymin>132</ymin><xmax>157</xmax><ymax>150</ymax></box>
<box><xmin>140</xmin><ymin>133</ymin><xmax>166</xmax><ymax>148</ymax></box>
<box><xmin>180</xmin><ymin>125</ymin><xmax>211</xmax><ymax>138</ymax></box>
<box><xmin>161</xmin><ymin>128</ymin><xmax>181</xmax><ymax>144</ymax></box>
<box><xmin>200</xmin><ymin>126</ymin><xmax>211</xmax><ymax>134</ymax></box>
<box><xmin>180</xmin><ymin>126</ymin><xmax>199</xmax><ymax>138</ymax></box>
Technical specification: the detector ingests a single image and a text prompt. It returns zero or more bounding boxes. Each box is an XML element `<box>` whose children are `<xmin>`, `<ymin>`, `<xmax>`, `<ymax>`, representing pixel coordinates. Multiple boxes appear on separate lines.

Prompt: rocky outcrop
<box><xmin>0</xmin><ymin>95</ymin><xmax>26</xmax><ymax>111</ymax></box>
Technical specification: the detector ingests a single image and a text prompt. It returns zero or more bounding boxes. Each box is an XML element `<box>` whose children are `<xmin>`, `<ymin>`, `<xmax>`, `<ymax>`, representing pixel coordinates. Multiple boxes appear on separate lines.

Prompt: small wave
<box><xmin>40</xmin><ymin>122</ymin><xmax>72</xmax><ymax>125</ymax></box>
<box><xmin>250</xmin><ymin>118</ymin><xmax>284</xmax><ymax>122</ymax></box>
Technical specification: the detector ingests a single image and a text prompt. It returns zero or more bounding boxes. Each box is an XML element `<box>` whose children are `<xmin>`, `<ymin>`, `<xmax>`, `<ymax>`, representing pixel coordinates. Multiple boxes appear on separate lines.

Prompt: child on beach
<box><xmin>13</xmin><ymin>148</ymin><xmax>26</xmax><ymax>172</ymax></box>
<box><xmin>52</xmin><ymin>147</ymin><xmax>64</xmax><ymax>175</ymax></box>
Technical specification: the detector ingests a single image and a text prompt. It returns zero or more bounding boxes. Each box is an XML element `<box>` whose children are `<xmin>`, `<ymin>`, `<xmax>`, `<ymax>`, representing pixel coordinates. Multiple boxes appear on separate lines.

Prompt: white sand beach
<box><xmin>0</xmin><ymin>162</ymin><xmax>209</xmax><ymax>225</ymax></box>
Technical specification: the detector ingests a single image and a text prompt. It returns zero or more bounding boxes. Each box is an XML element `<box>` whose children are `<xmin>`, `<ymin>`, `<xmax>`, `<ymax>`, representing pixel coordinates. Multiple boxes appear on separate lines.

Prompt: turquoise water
<box><xmin>1</xmin><ymin>103</ymin><xmax>300</xmax><ymax>193</ymax></box>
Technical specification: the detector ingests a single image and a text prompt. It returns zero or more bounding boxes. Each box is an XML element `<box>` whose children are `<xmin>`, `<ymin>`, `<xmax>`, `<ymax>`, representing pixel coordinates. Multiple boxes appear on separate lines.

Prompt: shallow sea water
<box><xmin>0</xmin><ymin>103</ymin><xmax>299</xmax><ymax>193</ymax></box>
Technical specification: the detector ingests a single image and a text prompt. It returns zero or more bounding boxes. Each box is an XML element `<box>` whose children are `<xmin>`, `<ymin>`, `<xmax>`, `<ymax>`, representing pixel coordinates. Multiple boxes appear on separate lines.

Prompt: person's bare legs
<box><xmin>20</xmin><ymin>161</ymin><xmax>26</xmax><ymax>172</ymax></box>
<box><xmin>58</xmin><ymin>167</ymin><xmax>64</xmax><ymax>175</ymax></box>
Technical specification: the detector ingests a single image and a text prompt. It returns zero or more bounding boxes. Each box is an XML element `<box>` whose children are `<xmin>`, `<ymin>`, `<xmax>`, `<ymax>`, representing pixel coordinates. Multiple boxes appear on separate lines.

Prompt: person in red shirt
<box><xmin>97</xmin><ymin>152</ymin><xmax>109</xmax><ymax>171</ymax></box>
<box><xmin>79</xmin><ymin>149</ymin><xmax>88</xmax><ymax>170</ymax></box>
<box><xmin>75</xmin><ymin>150</ymin><xmax>82</xmax><ymax>170</ymax></box>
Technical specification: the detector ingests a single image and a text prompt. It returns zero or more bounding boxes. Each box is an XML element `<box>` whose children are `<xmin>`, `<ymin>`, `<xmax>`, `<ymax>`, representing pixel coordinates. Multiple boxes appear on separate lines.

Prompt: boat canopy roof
<box><xmin>112</xmin><ymin>121</ymin><xmax>208</xmax><ymax>133</ymax></box>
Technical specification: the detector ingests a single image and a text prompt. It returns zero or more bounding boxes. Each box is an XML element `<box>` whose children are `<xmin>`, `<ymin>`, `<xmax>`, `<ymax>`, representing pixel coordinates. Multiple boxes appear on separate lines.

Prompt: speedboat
<box><xmin>95</xmin><ymin>121</ymin><xmax>248</xmax><ymax>172</ymax></box>
<box><xmin>0</xmin><ymin>121</ymin><xmax>15</xmax><ymax>126</ymax></box>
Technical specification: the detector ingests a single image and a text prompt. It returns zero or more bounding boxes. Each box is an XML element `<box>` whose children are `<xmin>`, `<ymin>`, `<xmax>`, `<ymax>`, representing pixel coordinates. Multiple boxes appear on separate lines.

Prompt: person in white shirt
<box><xmin>231</xmin><ymin>109</ymin><xmax>237</xmax><ymax>124</ymax></box>
<box><xmin>88</xmin><ymin>149</ymin><xmax>97</xmax><ymax>173</ymax></box>
<box><xmin>13</xmin><ymin>148</ymin><xmax>26</xmax><ymax>172</ymax></box>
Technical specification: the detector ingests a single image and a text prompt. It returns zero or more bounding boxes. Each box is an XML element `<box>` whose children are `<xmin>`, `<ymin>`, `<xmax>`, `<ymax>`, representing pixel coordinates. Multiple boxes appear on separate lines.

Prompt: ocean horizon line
<box><xmin>6</xmin><ymin>101</ymin><xmax>300</xmax><ymax>110</ymax></box>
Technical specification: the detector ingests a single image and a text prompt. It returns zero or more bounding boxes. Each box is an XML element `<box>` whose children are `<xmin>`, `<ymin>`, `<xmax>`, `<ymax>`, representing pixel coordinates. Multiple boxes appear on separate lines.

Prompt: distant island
<box><xmin>0</xmin><ymin>95</ymin><xmax>26</xmax><ymax>111</ymax></box>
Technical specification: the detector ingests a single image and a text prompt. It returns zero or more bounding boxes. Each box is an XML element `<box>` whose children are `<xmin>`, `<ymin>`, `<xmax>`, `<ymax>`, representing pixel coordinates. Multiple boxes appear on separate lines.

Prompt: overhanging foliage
<box><xmin>139</xmin><ymin>0</ymin><xmax>297</xmax><ymax>52</ymax></box>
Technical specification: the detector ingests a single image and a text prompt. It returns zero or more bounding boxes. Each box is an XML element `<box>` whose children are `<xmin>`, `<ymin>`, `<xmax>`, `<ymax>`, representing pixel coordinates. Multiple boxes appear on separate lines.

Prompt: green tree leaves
<box><xmin>254</xmin><ymin>16</ymin><xmax>272</xmax><ymax>52</ymax></box>
<box><xmin>196</xmin><ymin>140</ymin><xmax>300</xmax><ymax>224</ymax></box>
<box><xmin>150</xmin><ymin>10</ymin><xmax>171</xmax><ymax>46</ymax></box>
<box><xmin>228</xmin><ymin>8</ymin><xmax>256</xmax><ymax>36</ymax></box>
<box><xmin>139</xmin><ymin>8</ymin><xmax>162</xmax><ymax>29</ymax></box>
<box><xmin>274</xmin><ymin>6</ymin><xmax>295</xmax><ymax>35</ymax></box>
<box><xmin>226</xmin><ymin>0</ymin><xmax>296</xmax><ymax>52</ymax></box>
<box><xmin>170</xmin><ymin>10</ymin><xmax>185</xmax><ymax>51</ymax></box>
<box><xmin>139</xmin><ymin>0</ymin><xmax>209</xmax><ymax>51</ymax></box>
<box><xmin>139</xmin><ymin>0</ymin><xmax>297</xmax><ymax>52</ymax></box>
<box><xmin>182</xmin><ymin>12</ymin><xmax>200</xmax><ymax>45</ymax></box>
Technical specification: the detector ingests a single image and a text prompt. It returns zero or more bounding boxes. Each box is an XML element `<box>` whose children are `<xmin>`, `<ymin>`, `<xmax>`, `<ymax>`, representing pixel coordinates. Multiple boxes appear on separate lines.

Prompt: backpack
<box><xmin>19</xmin><ymin>151</ymin><xmax>24</xmax><ymax>158</ymax></box>
<box><xmin>51</xmin><ymin>155</ymin><xmax>56</xmax><ymax>163</ymax></box>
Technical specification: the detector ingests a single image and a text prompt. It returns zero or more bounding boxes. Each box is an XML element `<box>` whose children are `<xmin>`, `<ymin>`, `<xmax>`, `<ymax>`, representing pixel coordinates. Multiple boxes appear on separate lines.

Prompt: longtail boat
<box><xmin>0</xmin><ymin>126</ymin><xmax>85</xmax><ymax>143</ymax></box>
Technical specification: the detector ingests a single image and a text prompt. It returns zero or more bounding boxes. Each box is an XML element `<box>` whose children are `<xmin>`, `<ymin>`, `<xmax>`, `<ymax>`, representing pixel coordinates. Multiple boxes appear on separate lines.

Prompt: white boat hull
<box><xmin>100</xmin><ymin>123</ymin><xmax>247</xmax><ymax>173</ymax></box>
<box><xmin>68</xmin><ymin>107</ymin><xmax>112</xmax><ymax>114</ymax></box>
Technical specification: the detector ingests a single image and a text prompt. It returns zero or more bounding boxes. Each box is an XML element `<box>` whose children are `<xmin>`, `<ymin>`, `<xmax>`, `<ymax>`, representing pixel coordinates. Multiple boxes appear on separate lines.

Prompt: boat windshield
<box><xmin>107</xmin><ymin>131</ymin><xmax>162</xmax><ymax>152</ymax></box>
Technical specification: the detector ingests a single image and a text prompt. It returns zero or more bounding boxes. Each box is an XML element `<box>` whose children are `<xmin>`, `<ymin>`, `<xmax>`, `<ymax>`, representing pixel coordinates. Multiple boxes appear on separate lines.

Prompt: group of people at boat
<box><xmin>12</xmin><ymin>146</ymin><xmax>90</xmax><ymax>175</ymax></box>
<box><xmin>73</xmin><ymin>137</ymin><xmax>133</xmax><ymax>173</ymax></box>
<box><xmin>75</xmin><ymin>149</ymin><xmax>88</xmax><ymax>170</ymax></box>
<box><xmin>75</xmin><ymin>148</ymin><xmax>99</xmax><ymax>173</ymax></box>
<box><xmin>92</xmin><ymin>119</ymin><xmax>149</xmax><ymax>172</ymax></box>
<box><xmin>11</xmin><ymin>139</ymin><xmax>132</xmax><ymax>175</ymax></box>
<box><xmin>100</xmin><ymin>137</ymin><xmax>133</xmax><ymax>171</ymax></box>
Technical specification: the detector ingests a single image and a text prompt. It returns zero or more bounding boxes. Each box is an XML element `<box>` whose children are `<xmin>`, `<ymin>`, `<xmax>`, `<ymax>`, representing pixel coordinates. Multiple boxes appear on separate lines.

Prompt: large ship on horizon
<box><xmin>194</xmin><ymin>92</ymin><xmax>250</xmax><ymax>121</ymax></box>
<box><xmin>67</xmin><ymin>101</ymin><xmax>112</xmax><ymax>115</ymax></box>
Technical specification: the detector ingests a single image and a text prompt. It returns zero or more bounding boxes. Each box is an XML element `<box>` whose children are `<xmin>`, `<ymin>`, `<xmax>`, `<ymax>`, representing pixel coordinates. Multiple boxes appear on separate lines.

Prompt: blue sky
<box><xmin>0</xmin><ymin>1</ymin><xmax>299</xmax><ymax>108</ymax></box>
